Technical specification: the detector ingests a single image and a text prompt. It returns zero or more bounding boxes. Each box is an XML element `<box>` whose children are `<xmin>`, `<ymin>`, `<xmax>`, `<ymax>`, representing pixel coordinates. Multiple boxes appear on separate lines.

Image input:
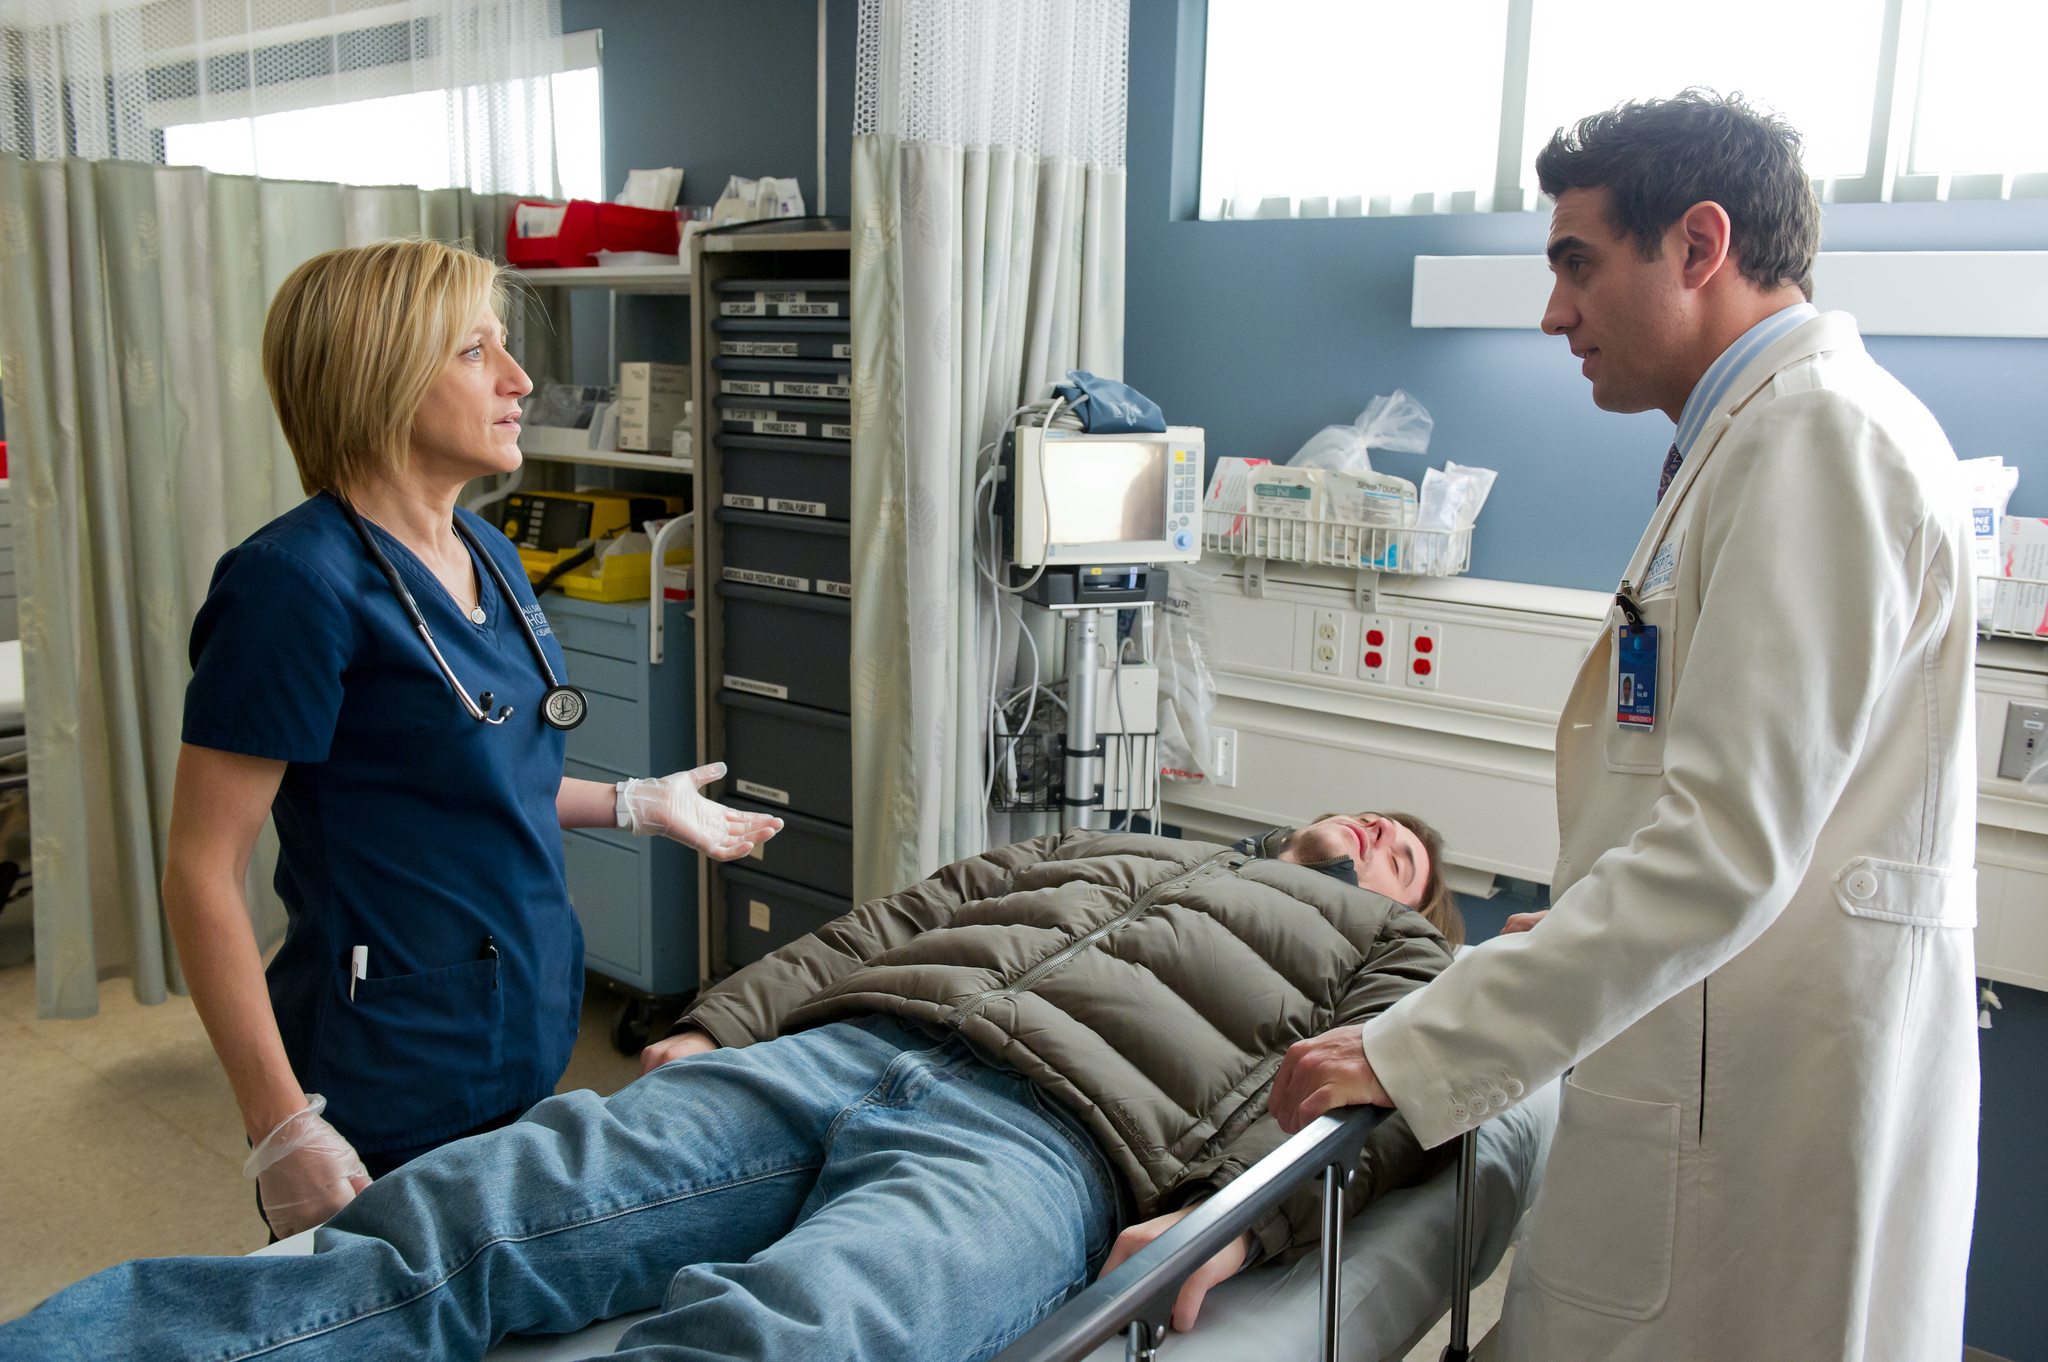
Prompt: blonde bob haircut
<box><xmin>262</xmin><ymin>238</ymin><xmax>506</xmax><ymax>496</ymax></box>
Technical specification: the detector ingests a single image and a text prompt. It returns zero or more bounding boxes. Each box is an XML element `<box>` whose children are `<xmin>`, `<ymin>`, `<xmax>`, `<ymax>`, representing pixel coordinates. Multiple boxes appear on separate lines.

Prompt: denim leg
<box><xmin>0</xmin><ymin>1020</ymin><xmax>935</xmax><ymax>1362</ymax></box>
<box><xmin>613</xmin><ymin>1035</ymin><xmax>1121</xmax><ymax>1362</ymax></box>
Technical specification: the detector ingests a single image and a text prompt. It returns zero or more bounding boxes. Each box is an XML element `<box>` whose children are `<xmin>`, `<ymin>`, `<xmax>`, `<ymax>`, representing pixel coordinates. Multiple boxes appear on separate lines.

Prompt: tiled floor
<box><xmin>1400</xmin><ymin>1247</ymin><xmax>1513</xmax><ymax>1359</ymax></box>
<box><xmin>0</xmin><ymin>960</ymin><xmax>639</xmax><ymax>1322</ymax></box>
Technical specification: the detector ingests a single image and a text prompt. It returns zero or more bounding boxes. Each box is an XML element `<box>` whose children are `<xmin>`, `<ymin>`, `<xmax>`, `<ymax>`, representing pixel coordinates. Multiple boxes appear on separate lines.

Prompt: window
<box><xmin>162</xmin><ymin>67</ymin><xmax>602</xmax><ymax>201</ymax></box>
<box><xmin>1198</xmin><ymin>0</ymin><xmax>2048</xmax><ymax>220</ymax></box>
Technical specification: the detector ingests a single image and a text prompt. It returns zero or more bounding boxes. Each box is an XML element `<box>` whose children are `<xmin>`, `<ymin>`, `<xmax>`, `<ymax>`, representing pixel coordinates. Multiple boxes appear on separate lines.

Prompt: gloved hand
<box><xmin>243</xmin><ymin>1095</ymin><xmax>371</xmax><ymax>1238</ymax></box>
<box><xmin>616</xmin><ymin>763</ymin><xmax>783</xmax><ymax>860</ymax></box>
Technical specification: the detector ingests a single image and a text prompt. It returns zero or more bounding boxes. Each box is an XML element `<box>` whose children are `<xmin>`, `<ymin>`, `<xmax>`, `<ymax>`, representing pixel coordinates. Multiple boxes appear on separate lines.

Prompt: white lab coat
<box><xmin>1362</xmin><ymin>311</ymin><xmax>1978</xmax><ymax>1361</ymax></box>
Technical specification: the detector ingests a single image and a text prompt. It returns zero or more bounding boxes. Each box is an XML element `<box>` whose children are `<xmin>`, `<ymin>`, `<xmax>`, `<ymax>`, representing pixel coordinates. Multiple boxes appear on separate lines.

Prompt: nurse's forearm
<box><xmin>164</xmin><ymin>871</ymin><xmax>310</xmax><ymax>1142</ymax></box>
<box><xmin>556</xmin><ymin>775</ymin><xmax>620</xmax><ymax>829</ymax></box>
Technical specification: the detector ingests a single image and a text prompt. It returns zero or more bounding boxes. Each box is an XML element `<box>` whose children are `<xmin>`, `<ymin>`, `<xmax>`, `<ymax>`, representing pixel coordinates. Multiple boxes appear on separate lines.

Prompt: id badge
<box><xmin>1616</xmin><ymin>625</ymin><xmax>1658</xmax><ymax>729</ymax></box>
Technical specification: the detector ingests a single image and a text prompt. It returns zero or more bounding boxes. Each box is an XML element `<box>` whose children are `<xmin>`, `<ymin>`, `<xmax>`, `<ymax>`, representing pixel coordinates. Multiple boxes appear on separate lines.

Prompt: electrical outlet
<box><xmin>1211</xmin><ymin>728</ymin><xmax>1239</xmax><ymax>787</ymax></box>
<box><xmin>1357</xmin><ymin>615</ymin><xmax>1393</xmax><ymax>683</ymax></box>
<box><xmin>1310</xmin><ymin>609</ymin><xmax>1345</xmax><ymax>676</ymax></box>
<box><xmin>1406</xmin><ymin>621</ymin><xmax>1441</xmax><ymax>690</ymax></box>
<box><xmin>1997</xmin><ymin>702</ymin><xmax>2048</xmax><ymax>780</ymax></box>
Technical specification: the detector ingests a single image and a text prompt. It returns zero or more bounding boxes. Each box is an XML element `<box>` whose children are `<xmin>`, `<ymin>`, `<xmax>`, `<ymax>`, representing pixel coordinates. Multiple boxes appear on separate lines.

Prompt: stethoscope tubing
<box><xmin>333</xmin><ymin>493</ymin><xmax>584</xmax><ymax>729</ymax></box>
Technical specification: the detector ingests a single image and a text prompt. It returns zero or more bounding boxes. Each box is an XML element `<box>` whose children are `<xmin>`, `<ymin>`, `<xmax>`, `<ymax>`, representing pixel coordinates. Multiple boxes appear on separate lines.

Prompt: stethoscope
<box><xmin>335</xmin><ymin>495</ymin><xmax>588</xmax><ymax>731</ymax></box>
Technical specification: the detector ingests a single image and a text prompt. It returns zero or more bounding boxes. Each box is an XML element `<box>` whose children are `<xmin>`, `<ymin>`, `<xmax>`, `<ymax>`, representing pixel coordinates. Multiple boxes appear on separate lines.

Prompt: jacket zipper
<box><xmin>945</xmin><ymin>849</ymin><xmax>1238</xmax><ymax>1027</ymax></box>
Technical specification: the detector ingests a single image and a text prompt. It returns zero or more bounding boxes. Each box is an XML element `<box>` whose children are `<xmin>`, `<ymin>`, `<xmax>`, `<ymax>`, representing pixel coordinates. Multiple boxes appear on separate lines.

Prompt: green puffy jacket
<box><xmin>683</xmin><ymin>829</ymin><xmax>1455</xmax><ymax>1265</ymax></box>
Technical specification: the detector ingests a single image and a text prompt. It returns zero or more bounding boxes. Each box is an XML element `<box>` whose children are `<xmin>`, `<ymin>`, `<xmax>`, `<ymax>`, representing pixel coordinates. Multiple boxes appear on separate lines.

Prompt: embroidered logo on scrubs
<box><xmin>1641</xmin><ymin>532</ymin><xmax>1683</xmax><ymax>598</ymax></box>
<box><xmin>522</xmin><ymin>603</ymin><xmax>553</xmax><ymax>637</ymax></box>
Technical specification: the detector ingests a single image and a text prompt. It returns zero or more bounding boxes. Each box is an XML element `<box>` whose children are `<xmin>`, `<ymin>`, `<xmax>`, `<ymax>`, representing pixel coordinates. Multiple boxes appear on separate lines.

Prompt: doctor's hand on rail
<box><xmin>243</xmin><ymin>1096</ymin><xmax>371</xmax><ymax>1239</ymax></box>
<box><xmin>616</xmin><ymin>764</ymin><xmax>783</xmax><ymax>860</ymax></box>
<box><xmin>1268</xmin><ymin>1027</ymin><xmax>1393</xmax><ymax>1135</ymax></box>
<box><xmin>1098</xmin><ymin>1204</ymin><xmax>1248</xmax><ymax>1332</ymax></box>
<box><xmin>637</xmin><ymin>1025</ymin><xmax>720</xmax><ymax>1076</ymax></box>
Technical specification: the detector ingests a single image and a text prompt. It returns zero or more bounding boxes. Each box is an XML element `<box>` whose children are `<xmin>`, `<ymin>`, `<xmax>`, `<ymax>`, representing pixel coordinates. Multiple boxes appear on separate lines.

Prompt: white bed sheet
<box><xmin>256</xmin><ymin>1081</ymin><xmax>1557</xmax><ymax>1362</ymax></box>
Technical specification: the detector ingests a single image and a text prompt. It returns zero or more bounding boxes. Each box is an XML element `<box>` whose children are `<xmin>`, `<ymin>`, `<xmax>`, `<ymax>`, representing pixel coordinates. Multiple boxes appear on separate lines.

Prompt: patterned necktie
<box><xmin>1657</xmin><ymin>443</ymin><xmax>1683</xmax><ymax>503</ymax></box>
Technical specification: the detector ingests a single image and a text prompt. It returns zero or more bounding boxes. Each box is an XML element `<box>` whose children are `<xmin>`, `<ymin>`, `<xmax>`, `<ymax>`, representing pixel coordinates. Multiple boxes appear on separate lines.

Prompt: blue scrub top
<box><xmin>184</xmin><ymin>493</ymin><xmax>580</xmax><ymax>1155</ymax></box>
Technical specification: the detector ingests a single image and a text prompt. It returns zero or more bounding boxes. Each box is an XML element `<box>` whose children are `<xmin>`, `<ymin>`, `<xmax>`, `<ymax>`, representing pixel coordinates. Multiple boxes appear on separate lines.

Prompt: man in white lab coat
<box><xmin>1270</xmin><ymin>91</ymin><xmax>1978</xmax><ymax>1360</ymax></box>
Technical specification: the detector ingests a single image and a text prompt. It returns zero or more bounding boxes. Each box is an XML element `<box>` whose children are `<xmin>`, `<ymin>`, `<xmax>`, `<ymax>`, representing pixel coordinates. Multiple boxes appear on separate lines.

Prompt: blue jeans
<box><xmin>3</xmin><ymin>1017</ymin><xmax>1122</xmax><ymax>1362</ymax></box>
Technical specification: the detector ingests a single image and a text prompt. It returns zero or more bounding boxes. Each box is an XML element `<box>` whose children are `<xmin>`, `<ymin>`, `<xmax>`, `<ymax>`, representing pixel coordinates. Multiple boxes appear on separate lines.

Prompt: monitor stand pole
<box><xmin>1061</xmin><ymin>607</ymin><xmax>1103</xmax><ymax>831</ymax></box>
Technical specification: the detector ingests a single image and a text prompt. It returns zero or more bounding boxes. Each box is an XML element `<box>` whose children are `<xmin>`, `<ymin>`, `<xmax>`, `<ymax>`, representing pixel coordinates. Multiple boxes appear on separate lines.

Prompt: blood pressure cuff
<box><xmin>1052</xmin><ymin>370</ymin><xmax>1167</xmax><ymax>434</ymax></box>
<box><xmin>1234</xmin><ymin>826</ymin><xmax>1360</xmax><ymax>887</ymax></box>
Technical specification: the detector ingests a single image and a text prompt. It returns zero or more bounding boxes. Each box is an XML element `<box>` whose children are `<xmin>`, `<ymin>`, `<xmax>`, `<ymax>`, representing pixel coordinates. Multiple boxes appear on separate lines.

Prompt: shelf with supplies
<box><xmin>1982</xmin><ymin>575</ymin><xmax>2048</xmax><ymax>643</ymax></box>
<box><xmin>1203</xmin><ymin>511</ymin><xmax>1473</xmax><ymax>578</ymax></box>
<box><xmin>506</xmin><ymin>264</ymin><xmax>692</xmax><ymax>294</ymax></box>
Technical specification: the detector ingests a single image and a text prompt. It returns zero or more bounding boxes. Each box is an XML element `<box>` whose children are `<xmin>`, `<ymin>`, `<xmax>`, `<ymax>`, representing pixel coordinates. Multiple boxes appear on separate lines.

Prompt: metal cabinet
<box><xmin>548</xmin><ymin>593</ymin><xmax>700</xmax><ymax>1020</ymax></box>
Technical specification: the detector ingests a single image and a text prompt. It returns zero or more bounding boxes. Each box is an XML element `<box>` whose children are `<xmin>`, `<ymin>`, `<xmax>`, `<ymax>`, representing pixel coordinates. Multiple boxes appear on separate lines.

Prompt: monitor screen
<box><xmin>1040</xmin><ymin>440</ymin><xmax>1167</xmax><ymax>546</ymax></box>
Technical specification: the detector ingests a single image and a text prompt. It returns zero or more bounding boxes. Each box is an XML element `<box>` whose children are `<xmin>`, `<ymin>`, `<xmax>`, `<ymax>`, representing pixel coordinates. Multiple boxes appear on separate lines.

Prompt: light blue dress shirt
<box><xmin>1672</xmin><ymin>301</ymin><xmax>1818</xmax><ymax>458</ymax></box>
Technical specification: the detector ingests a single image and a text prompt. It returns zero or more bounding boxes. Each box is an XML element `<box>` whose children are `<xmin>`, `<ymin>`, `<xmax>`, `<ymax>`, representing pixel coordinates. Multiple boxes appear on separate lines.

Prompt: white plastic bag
<box><xmin>1412</xmin><ymin>461</ymin><xmax>1497</xmax><ymax>573</ymax></box>
<box><xmin>1155</xmin><ymin>560</ymin><xmax>1224</xmax><ymax>782</ymax></box>
<box><xmin>1288</xmin><ymin>388</ymin><xmax>1435</xmax><ymax>474</ymax></box>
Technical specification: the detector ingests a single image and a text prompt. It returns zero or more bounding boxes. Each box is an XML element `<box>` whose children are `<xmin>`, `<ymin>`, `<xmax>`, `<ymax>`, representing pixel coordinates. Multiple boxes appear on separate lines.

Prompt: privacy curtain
<box><xmin>849</xmin><ymin>0</ymin><xmax>1128</xmax><ymax>904</ymax></box>
<box><xmin>0</xmin><ymin>159</ymin><xmax>544</xmax><ymax>1018</ymax></box>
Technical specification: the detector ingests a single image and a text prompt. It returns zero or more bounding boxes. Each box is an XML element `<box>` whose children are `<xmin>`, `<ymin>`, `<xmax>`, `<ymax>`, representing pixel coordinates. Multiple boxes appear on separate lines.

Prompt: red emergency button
<box><xmin>1364</xmin><ymin>650</ymin><xmax>1383</xmax><ymax>668</ymax></box>
<box><xmin>1365</xmin><ymin>629</ymin><xmax>1385</xmax><ymax>647</ymax></box>
<box><xmin>1413</xmin><ymin>658</ymin><xmax>1432</xmax><ymax>676</ymax></box>
<box><xmin>1415</xmin><ymin>635</ymin><xmax>1435</xmax><ymax>653</ymax></box>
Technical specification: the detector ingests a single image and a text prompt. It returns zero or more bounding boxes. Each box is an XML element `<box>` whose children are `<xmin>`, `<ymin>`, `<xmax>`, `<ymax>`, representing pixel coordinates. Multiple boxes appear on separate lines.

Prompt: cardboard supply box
<box><xmin>617</xmin><ymin>362</ymin><xmax>693</xmax><ymax>452</ymax></box>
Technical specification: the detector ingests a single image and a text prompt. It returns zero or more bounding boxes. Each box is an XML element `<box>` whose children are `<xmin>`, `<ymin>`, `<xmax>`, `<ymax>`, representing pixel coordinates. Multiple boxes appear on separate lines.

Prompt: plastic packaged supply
<box><xmin>1155</xmin><ymin>559</ymin><xmax>1224</xmax><ymax>783</ymax></box>
<box><xmin>1995</xmin><ymin>516</ymin><xmax>2048</xmax><ymax>635</ymax></box>
<box><xmin>1321</xmin><ymin>469</ymin><xmax>1418</xmax><ymax>527</ymax></box>
<box><xmin>1411</xmin><ymin>461</ymin><xmax>1497</xmax><ymax>573</ymax></box>
<box><xmin>711</xmin><ymin>175</ymin><xmax>806</xmax><ymax>227</ymax></box>
<box><xmin>1287</xmin><ymin>388</ymin><xmax>1435</xmax><ymax>474</ymax></box>
<box><xmin>1249</xmin><ymin>466</ymin><xmax>1320</xmax><ymax>521</ymax></box>
<box><xmin>616</xmin><ymin>167</ymin><xmax>684</xmax><ymax>211</ymax></box>
<box><xmin>1960</xmin><ymin>456</ymin><xmax>2019</xmax><ymax>626</ymax></box>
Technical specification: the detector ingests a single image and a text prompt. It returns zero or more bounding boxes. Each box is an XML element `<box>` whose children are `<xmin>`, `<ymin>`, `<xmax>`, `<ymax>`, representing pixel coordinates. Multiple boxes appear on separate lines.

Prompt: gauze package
<box><xmin>1960</xmin><ymin>457</ymin><xmax>2020</xmax><ymax>626</ymax></box>
<box><xmin>1287</xmin><ymin>388</ymin><xmax>1435</xmax><ymax>474</ymax></box>
<box><xmin>1321</xmin><ymin>469</ymin><xmax>1418</xmax><ymax>527</ymax></box>
<box><xmin>1995</xmin><ymin>516</ymin><xmax>2048</xmax><ymax>636</ymax></box>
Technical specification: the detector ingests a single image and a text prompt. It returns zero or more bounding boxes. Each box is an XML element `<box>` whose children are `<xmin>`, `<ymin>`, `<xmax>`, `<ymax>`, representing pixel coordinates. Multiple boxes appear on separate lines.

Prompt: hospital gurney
<box><xmin>256</xmin><ymin>1079</ymin><xmax>1556</xmax><ymax>1362</ymax></box>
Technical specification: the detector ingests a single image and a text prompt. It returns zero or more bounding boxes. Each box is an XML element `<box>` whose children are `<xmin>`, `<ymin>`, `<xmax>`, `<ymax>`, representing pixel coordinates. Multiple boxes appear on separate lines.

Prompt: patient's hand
<box><xmin>1502</xmin><ymin>909</ymin><xmax>1548</xmax><ymax>933</ymax></box>
<box><xmin>1269</xmin><ymin>1026</ymin><xmax>1392</xmax><ymax>1134</ymax></box>
<box><xmin>1099</xmin><ymin>1205</ymin><xmax>1247</xmax><ymax>1332</ymax></box>
<box><xmin>638</xmin><ymin>1026</ymin><xmax>719</xmax><ymax>1075</ymax></box>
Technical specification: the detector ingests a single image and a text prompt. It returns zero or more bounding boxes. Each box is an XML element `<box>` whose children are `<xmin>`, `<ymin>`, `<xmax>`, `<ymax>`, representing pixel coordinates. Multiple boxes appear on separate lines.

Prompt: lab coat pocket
<box><xmin>1833</xmin><ymin>856</ymin><xmax>1976</xmax><ymax>928</ymax></box>
<box><xmin>312</xmin><ymin>956</ymin><xmax>504</xmax><ymax>1144</ymax></box>
<box><xmin>1524</xmin><ymin>1076</ymin><xmax>1679</xmax><ymax>1320</ymax></box>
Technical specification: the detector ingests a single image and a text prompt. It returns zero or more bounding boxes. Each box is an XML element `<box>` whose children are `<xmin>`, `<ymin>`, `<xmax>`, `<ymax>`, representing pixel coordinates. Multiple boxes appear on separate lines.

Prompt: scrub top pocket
<box><xmin>312</xmin><ymin>955</ymin><xmax>505</xmax><ymax>1147</ymax></box>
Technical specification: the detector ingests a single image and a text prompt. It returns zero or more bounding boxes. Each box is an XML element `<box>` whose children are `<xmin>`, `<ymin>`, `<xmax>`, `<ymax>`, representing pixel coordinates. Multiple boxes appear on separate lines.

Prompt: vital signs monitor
<box><xmin>1004</xmin><ymin>425</ymin><xmax>1205</xmax><ymax>569</ymax></box>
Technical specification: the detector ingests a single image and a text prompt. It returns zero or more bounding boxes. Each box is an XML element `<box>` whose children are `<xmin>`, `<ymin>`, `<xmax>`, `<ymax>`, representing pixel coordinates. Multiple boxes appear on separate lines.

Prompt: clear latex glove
<box><xmin>242</xmin><ymin>1095</ymin><xmax>370</xmax><ymax>1238</ymax></box>
<box><xmin>616</xmin><ymin>763</ymin><xmax>783</xmax><ymax>860</ymax></box>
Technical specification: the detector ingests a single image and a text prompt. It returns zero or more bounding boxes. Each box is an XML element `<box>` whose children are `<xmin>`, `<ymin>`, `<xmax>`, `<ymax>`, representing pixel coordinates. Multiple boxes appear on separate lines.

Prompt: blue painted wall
<box><xmin>1120</xmin><ymin>2</ymin><xmax>2046</xmax><ymax>1355</ymax></box>
<box><xmin>1122</xmin><ymin>0</ymin><xmax>2048</xmax><ymax>595</ymax></box>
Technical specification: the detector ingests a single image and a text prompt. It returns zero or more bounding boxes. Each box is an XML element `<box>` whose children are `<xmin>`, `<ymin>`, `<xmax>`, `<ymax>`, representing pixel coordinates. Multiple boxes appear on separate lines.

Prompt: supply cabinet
<box><xmin>548</xmin><ymin>593</ymin><xmax>699</xmax><ymax>1045</ymax></box>
<box><xmin>690</xmin><ymin>226</ymin><xmax>858</xmax><ymax>982</ymax></box>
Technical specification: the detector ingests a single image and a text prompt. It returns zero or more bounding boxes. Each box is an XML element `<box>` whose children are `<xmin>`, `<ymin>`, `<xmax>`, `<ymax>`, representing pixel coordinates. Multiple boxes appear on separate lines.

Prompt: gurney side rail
<box><xmin>991</xmin><ymin>1105</ymin><xmax>1389</xmax><ymax>1362</ymax></box>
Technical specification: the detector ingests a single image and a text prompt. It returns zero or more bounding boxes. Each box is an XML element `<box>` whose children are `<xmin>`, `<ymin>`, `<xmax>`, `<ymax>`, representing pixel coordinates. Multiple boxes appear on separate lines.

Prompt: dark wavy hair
<box><xmin>1534</xmin><ymin>88</ymin><xmax>1821</xmax><ymax>300</ymax></box>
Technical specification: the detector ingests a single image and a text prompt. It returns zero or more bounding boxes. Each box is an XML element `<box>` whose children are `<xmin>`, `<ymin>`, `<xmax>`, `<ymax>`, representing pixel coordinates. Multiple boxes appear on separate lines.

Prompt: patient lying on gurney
<box><xmin>4</xmin><ymin>816</ymin><xmax>1464</xmax><ymax>1362</ymax></box>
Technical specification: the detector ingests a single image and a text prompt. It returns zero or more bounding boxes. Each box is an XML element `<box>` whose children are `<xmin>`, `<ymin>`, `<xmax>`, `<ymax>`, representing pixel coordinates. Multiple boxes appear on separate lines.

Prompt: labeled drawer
<box><xmin>716</xmin><ymin>435</ymin><xmax>853</xmax><ymax>521</ymax></box>
<box><xmin>717</xmin><ymin>507</ymin><xmax>851</xmax><ymax>599</ymax></box>
<box><xmin>719</xmin><ymin>582</ymin><xmax>851</xmax><ymax>712</ymax></box>
<box><xmin>716</xmin><ymin>396</ymin><xmax>851</xmax><ymax>441</ymax></box>
<box><xmin>719</xmin><ymin>689</ymin><xmax>852</xmax><ymax>823</ymax></box>
<box><xmin>713</xmin><ymin>358</ymin><xmax>852</xmax><ymax>401</ymax></box>
<box><xmin>715</xmin><ymin>277</ymin><xmax>851</xmax><ymax>320</ymax></box>
<box><xmin>729</xmin><ymin>797</ymin><xmax>853</xmax><ymax>899</ymax></box>
<box><xmin>723</xmin><ymin>863</ymin><xmax>853</xmax><ymax>968</ymax></box>
<box><xmin>715</xmin><ymin>318</ymin><xmax>852</xmax><ymax>361</ymax></box>
<box><xmin>545</xmin><ymin>597</ymin><xmax>641</xmax><ymax>662</ymax></box>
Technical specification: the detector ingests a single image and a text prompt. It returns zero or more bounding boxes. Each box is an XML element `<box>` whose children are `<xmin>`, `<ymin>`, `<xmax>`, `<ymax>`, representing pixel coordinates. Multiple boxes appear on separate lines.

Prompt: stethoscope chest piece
<box><xmin>542</xmin><ymin>684</ymin><xmax>589</xmax><ymax>730</ymax></box>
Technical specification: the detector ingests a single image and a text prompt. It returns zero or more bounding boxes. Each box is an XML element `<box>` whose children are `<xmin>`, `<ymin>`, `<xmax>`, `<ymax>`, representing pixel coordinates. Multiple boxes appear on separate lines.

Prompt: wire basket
<box><xmin>1981</xmin><ymin>575</ymin><xmax>2048</xmax><ymax>642</ymax></box>
<box><xmin>991</xmin><ymin>730</ymin><xmax>1063</xmax><ymax>812</ymax></box>
<box><xmin>1201</xmin><ymin>510</ymin><xmax>1473</xmax><ymax>577</ymax></box>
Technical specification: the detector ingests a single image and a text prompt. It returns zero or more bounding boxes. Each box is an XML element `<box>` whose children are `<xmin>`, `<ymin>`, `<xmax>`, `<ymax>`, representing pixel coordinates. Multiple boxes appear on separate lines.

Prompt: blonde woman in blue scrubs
<box><xmin>162</xmin><ymin>240</ymin><xmax>780</xmax><ymax>1239</ymax></box>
